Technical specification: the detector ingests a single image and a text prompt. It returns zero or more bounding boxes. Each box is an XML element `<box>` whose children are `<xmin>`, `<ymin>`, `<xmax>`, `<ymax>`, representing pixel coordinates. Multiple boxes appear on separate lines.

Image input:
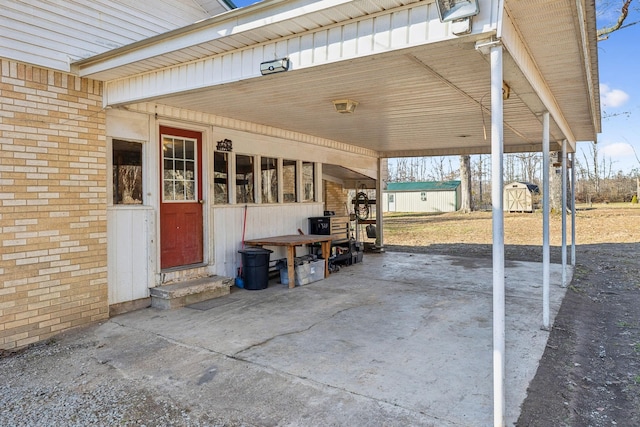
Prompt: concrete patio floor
<box><xmin>13</xmin><ymin>252</ymin><xmax>570</xmax><ymax>426</ymax></box>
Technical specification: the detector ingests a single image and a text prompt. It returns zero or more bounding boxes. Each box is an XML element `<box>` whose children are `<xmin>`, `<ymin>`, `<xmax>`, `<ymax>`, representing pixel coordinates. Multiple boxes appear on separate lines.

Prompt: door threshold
<box><xmin>161</xmin><ymin>262</ymin><xmax>207</xmax><ymax>273</ymax></box>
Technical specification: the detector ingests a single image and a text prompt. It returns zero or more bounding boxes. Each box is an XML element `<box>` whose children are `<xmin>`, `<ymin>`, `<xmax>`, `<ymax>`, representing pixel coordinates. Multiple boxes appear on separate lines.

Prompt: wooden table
<box><xmin>244</xmin><ymin>234</ymin><xmax>332</xmax><ymax>288</ymax></box>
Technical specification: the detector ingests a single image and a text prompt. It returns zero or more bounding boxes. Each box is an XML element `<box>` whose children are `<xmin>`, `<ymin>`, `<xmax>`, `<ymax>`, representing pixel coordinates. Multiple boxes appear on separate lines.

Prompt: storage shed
<box><xmin>383</xmin><ymin>181</ymin><xmax>461</xmax><ymax>213</ymax></box>
<box><xmin>503</xmin><ymin>182</ymin><xmax>540</xmax><ymax>213</ymax></box>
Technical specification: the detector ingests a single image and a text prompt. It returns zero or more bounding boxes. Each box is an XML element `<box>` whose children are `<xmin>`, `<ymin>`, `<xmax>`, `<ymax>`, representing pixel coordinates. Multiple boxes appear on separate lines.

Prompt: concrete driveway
<box><xmin>1</xmin><ymin>252</ymin><xmax>569</xmax><ymax>426</ymax></box>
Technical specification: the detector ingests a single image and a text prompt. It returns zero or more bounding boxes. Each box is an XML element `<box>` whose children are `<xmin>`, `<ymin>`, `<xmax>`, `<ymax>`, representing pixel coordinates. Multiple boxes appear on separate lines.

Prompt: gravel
<box><xmin>0</xmin><ymin>335</ymin><xmax>238</xmax><ymax>427</ymax></box>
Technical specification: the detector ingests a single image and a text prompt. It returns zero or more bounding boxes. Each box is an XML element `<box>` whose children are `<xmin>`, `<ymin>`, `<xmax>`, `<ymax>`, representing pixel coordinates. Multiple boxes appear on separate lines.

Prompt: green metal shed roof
<box><xmin>386</xmin><ymin>181</ymin><xmax>461</xmax><ymax>192</ymax></box>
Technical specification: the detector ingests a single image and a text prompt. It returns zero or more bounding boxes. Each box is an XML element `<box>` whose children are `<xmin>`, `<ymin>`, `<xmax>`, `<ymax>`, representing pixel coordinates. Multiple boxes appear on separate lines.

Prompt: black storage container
<box><xmin>238</xmin><ymin>247</ymin><xmax>273</xmax><ymax>290</ymax></box>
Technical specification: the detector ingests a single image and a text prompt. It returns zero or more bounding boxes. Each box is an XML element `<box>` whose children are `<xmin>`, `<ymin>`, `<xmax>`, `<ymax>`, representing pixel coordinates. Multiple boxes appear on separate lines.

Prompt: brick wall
<box><xmin>324</xmin><ymin>180</ymin><xmax>349</xmax><ymax>216</ymax></box>
<box><xmin>0</xmin><ymin>59</ymin><xmax>108</xmax><ymax>350</ymax></box>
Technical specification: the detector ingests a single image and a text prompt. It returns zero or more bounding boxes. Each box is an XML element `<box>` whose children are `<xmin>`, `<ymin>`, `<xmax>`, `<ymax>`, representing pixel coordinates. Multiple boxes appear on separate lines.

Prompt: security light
<box><xmin>435</xmin><ymin>0</ymin><xmax>480</xmax><ymax>23</ymax></box>
<box><xmin>260</xmin><ymin>58</ymin><xmax>290</xmax><ymax>75</ymax></box>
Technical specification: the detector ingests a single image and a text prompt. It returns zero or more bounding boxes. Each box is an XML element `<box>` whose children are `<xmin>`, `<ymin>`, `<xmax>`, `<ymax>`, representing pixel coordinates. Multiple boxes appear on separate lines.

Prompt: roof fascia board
<box><xmin>574</xmin><ymin>0</ymin><xmax>601</xmax><ymax>134</ymax></box>
<box><xmin>75</xmin><ymin>0</ymin><xmax>354</xmax><ymax>76</ymax></box>
<box><xmin>499</xmin><ymin>9</ymin><xmax>578</xmax><ymax>152</ymax></box>
<box><xmin>100</xmin><ymin>2</ymin><xmax>498</xmax><ymax>107</ymax></box>
<box><xmin>382</xmin><ymin>139</ymin><xmax>566</xmax><ymax>158</ymax></box>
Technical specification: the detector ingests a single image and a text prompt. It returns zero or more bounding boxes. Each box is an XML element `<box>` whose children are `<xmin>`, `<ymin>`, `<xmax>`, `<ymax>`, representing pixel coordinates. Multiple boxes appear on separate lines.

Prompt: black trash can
<box><xmin>238</xmin><ymin>247</ymin><xmax>273</xmax><ymax>290</ymax></box>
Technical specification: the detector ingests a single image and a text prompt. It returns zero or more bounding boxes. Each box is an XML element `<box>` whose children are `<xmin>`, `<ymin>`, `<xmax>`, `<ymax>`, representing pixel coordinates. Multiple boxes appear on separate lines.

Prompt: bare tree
<box><xmin>515</xmin><ymin>153</ymin><xmax>541</xmax><ymax>183</ymax></box>
<box><xmin>459</xmin><ymin>155</ymin><xmax>473</xmax><ymax>212</ymax></box>
<box><xmin>630</xmin><ymin>143</ymin><xmax>640</xmax><ymax>199</ymax></box>
<box><xmin>597</xmin><ymin>0</ymin><xmax>638</xmax><ymax>40</ymax></box>
<box><xmin>430</xmin><ymin>157</ymin><xmax>447</xmax><ymax>181</ymax></box>
<box><xmin>582</xmin><ymin>142</ymin><xmax>601</xmax><ymax>193</ymax></box>
<box><xmin>504</xmin><ymin>154</ymin><xmax>517</xmax><ymax>184</ymax></box>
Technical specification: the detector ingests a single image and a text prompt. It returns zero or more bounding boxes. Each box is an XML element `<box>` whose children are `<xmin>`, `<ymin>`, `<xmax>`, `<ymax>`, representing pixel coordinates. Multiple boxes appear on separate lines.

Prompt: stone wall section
<box><xmin>0</xmin><ymin>59</ymin><xmax>107</xmax><ymax>350</ymax></box>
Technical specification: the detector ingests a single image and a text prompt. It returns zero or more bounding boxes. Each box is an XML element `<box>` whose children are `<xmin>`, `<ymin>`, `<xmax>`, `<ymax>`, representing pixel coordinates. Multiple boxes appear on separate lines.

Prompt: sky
<box><xmin>593</xmin><ymin>2</ymin><xmax>640</xmax><ymax>174</ymax></box>
<box><xmin>230</xmin><ymin>0</ymin><xmax>640</xmax><ymax>175</ymax></box>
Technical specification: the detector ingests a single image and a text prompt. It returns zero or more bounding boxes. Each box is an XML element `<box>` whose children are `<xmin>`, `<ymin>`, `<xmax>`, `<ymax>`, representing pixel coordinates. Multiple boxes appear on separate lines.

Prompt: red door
<box><xmin>159</xmin><ymin>126</ymin><xmax>203</xmax><ymax>269</ymax></box>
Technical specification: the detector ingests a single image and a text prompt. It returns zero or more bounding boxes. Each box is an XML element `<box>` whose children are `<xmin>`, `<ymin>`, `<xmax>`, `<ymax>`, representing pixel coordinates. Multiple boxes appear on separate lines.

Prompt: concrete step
<box><xmin>150</xmin><ymin>275</ymin><xmax>234</xmax><ymax>310</ymax></box>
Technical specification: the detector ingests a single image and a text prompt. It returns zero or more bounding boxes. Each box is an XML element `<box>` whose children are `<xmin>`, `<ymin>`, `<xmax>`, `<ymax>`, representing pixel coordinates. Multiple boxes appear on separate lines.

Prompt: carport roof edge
<box><xmin>73</xmin><ymin>0</ymin><xmax>411</xmax><ymax>79</ymax></box>
<box><xmin>76</xmin><ymin>0</ymin><xmax>600</xmax><ymax>157</ymax></box>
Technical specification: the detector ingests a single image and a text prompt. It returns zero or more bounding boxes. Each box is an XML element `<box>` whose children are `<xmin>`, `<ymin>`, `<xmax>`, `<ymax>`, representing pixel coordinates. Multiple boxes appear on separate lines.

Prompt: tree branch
<box><xmin>597</xmin><ymin>0</ymin><xmax>633</xmax><ymax>41</ymax></box>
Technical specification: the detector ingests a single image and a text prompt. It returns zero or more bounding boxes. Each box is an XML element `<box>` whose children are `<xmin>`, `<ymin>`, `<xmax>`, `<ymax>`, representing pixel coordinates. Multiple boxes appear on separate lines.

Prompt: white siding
<box><xmin>101</xmin><ymin>0</ymin><xmax>494</xmax><ymax>105</ymax></box>
<box><xmin>105</xmin><ymin>105</ymin><xmax>378</xmax><ymax>303</ymax></box>
<box><xmin>1</xmin><ymin>0</ymin><xmax>225</xmax><ymax>71</ymax></box>
<box><xmin>212</xmin><ymin>203</ymin><xmax>324</xmax><ymax>278</ymax></box>
<box><xmin>107</xmin><ymin>206</ymin><xmax>155</xmax><ymax>304</ymax></box>
<box><xmin>383</xmin><ymin>190</ymin><xmax>459</xmax><ymax>213</ymax></box>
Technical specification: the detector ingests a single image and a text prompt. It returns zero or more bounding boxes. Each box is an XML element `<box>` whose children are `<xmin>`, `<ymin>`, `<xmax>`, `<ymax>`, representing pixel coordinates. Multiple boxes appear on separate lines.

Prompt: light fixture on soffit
<box><xmin>332</xmin><ymin>99</ymin><xmax>358</xmax><ymax>114</ymax></box>
<box><xmin>435</xmin><ymin>0</ymin><xmax>479</xmax><ymax>22</ymax></box>
<box><xmin>435</xmin><ymin>0</ymin><xmax>480</xmax><ymax>35</ymax></box>
<box><xmin>260</xmin><ymin>58</ymin><xmax>290</xmax><ymax>75</ymax></box>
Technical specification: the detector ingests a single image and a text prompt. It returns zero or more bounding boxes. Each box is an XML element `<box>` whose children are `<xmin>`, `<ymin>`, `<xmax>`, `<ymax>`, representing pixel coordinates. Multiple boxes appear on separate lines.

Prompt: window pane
<box><xmin>185</xmin><ymin>160</ymin><xmax>194</xmax><ymax>180</ymax></box>
<box><xmin>302</xmin><ymin>162</ymin><xmax>314</xmax><ymax>202</ymax></box>
<box><xmin>183</xmin><ymin>140</ymin><xmax>194</xmax><ymax>161</ymax></box>
<box><xmin>162</xmin><ymin>135</ymin><xmax>197</xmax><ymax>202</ymax></box>
<box><xmin>163</xmin><ymin>138</ymin><xmax>174</xmax><ymax>158</ymax></box>
<box><xmin>184</xmin><ymin>181</ymin><xmax>195</xmax><ymax>201</ymax></box>
<box><xmin>113</xmin><ymin>139</ymin><xmax>143</xmax><ymax>205</ymax></box>
<box><xmin>164</xmin><ymin>181</ymin><xmax>175</xmax><ymax>200</ymax></box>
<box><xmin>175</xmin><ymin>160</ymin><xmax>184</xmax><ymax>178</ymax></box>
<box><xmin>214</xmin><ymin>152</ymin><xmax>228</xmax><ymax>204</ymax></box>
<box><xmin>173</xmin><ymin>139</ymin><xmax>184</xmax><ymax>159</ymax></box>
<box><xmin>163</xmin><ymin>159</ymin><xmax>174</xmax><ymax>179</ymax></box>
<box><xmin>176</xmin><ymin>180</ymin><xmax>186</xmax><ymax>200</ymax></box>
<box><xmin>261</xmin><ymin>157</ymin><xmax>278</xmax><ymax>203</ymax></box>
<box><xmin>282</xmin><ymin>159</ymin><xmax>296</xmax><ymax>203</ymax></box>
<box><xmin>236</xmin><ymin>154</ymin><xmax>254</xmax><ymax>204</ymax></box>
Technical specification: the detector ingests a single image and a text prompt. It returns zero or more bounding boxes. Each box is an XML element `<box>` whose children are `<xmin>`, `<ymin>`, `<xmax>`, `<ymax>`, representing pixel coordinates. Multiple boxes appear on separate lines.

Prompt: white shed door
<box><xmin>388</xmin><ymin>194</ymin><xmax>396</xmax><ymax>212</ymax></box>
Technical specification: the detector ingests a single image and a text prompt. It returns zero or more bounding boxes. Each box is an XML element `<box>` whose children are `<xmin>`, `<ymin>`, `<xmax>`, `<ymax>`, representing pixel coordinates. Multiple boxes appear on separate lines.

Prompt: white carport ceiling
<box><xmin>323</xmin><ymin>164</ymin><xmax>376</xmax><ymax>188</ymax></box>
<box><xmin>140</xmin><ymin>36</ymin><xmax>573</xmax><ymax>156</ymax></box>
<box><xmin>80</xmin><ymin>0</ymin><xmax>599</xmax><ymax>158</ymax></box>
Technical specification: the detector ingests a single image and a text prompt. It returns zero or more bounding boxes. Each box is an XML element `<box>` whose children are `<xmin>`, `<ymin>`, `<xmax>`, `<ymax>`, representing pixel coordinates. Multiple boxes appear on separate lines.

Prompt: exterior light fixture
<box><xmin>502</xmin><ymin>81</ymin><xmax>511</xmax><ymax>100</ymax></box>
<box><xmin>332</xmin><ymin>99</ymin><xmax>358</xmax><ymax>114</ymax></box>
<box><xmin>435</xmin><ymin>0</ymin><xmax>480</xmax><ymax>22</ymax></box>
<box><xmin>260</xmin><ymin>58</ymin><xmax>290</xmax><ymax>75</ymax></box>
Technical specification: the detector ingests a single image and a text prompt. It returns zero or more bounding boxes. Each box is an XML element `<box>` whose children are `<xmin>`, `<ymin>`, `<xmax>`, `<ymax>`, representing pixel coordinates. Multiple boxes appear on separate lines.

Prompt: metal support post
<box><xmin>490</xmin><ymin>42</ymin><xmax>506</xmax><ymax>427</ymax></box>
<box><xmin>542</xmin><ymin>112</ymin><xmax>550</xmax><ymax>330</ymax></box>
<box><xmin>571</xmin><ymin>152</ymin><xmax>576</xmax><ymax>266</ymax></box>
<box><xmin>376</xmin><ymin>158</ymin><xmax>384</xmax><ymax>251</ymax></box>
<box><xmin>561</xmin><ymin>140</ymin><xmax>567</xmax><ymax>286</ymax></box>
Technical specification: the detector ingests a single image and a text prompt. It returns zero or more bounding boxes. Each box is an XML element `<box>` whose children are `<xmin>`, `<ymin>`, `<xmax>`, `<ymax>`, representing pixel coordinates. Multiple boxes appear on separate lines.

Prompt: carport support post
<box><xmin>490</xmin><ymin>42</ymin><xmax>506</xmax><ymax>427</ymax></box>
<box><xmin>562</xmin><ymin>140</ymin><xmax>568</xmax><ymax>286</ymax></box>
<box><xmin>542</xmin><ymin>112</ymin><xmax>550</xmax><ymax>329</ymax></box>
<box><xmin>571</xmin><ymin>152</ymin><xmax>576</xmax><ymax>266</ymax></box>
<box><xmin>376</xmin><ymin>157</ymin><xmax>384</xmax><ymax>250</ymax></box>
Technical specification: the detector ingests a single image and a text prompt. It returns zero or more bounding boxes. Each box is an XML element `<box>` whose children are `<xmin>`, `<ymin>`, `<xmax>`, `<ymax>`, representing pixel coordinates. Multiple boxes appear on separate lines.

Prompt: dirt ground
<box><xmin>384</xmin><ymin>205</ymin><xmax>640</xmax><ymax>426</ymax></box>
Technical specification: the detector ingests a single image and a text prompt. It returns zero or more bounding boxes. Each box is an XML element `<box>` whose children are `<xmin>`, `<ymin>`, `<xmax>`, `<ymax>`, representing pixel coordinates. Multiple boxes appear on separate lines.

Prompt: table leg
<box><xmin>321</xmin><ymin>240</ymin><xmax>331</xmax><ymax>278</ymax></box>
<box><xmin>286</xmin><ymin>246</ymin><xmax>295</xmax><ymax>289</ymax></box>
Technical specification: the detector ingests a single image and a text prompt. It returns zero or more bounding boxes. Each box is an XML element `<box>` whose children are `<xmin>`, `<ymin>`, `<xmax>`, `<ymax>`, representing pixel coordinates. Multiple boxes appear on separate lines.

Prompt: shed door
<box><xmin>388</xmin><ymin>193</ymin><xmax>396</xmax><ymax>212</ymax></box>
<box><xmin>507</xmin><ymin>188</ymin><xmax>527</xmax><ymax>212</ymax></box>
<box><xmin>159</xmin><ymin>126</ymin><xmax>203</xmax><ymax>269</ymax></box>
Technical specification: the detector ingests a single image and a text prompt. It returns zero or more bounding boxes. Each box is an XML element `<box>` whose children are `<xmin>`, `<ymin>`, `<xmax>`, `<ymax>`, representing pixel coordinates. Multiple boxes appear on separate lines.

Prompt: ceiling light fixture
<box><xmin>332</xmin><ymin>99</ymin><xmax>358</xmax><ymax>114</ymax></box>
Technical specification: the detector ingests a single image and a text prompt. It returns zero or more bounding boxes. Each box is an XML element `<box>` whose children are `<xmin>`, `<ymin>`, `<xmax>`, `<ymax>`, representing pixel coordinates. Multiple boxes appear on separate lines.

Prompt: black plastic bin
<box><xmin>238</xmin><ymin>247</ymin><xmax>273</xmax><ymax>290</ymax></box>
